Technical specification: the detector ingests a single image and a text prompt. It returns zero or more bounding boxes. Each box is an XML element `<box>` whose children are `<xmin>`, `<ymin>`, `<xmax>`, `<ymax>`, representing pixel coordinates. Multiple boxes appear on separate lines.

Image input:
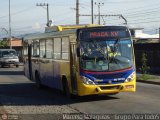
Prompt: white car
<box><xmin>0</xmin><ymin>49</ymin><xmax>19</xmax><ymax>68</ymax></box>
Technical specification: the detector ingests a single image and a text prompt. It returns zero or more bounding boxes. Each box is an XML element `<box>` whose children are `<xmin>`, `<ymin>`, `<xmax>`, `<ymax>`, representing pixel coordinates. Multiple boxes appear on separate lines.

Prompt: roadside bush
<box><xmin>139</xmin><ymin>53</ymin><xmax>150</xmax><ymax>74</ymax></box>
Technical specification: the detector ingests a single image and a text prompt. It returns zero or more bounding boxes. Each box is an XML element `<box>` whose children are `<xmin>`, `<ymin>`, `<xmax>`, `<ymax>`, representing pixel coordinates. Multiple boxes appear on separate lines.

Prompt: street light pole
<box><xmin>46</xmin><ymin>3</ymin><xmax>49</xmax><ymax>24</ymax></box>
<box><xmin>159</xmin><ymin>27</ymin><xmax>160</xmax><ymax>42</ymax></box>
<box><xmin>95</xmin><ymin>2</ymin><xmax>104</xmax><ymax>25</ymax></box>
<box><xmin>76</xmin><ymin>0</ymin><xmax>79</xmax><ymax>24</ymax></box>
<box><xmin>91</xmin><ymin>0</ymin><xmax>94</xmax><ymax>24</ymax></box>
<box><xmin>9</xmin><ymin>0</ymin><xmax>12</xmax><ymax>49</ymax></box>
<box><xmin>36</xmin><ymin>3</ymin><xmax>50</xmax><ymax>26</ymax></box>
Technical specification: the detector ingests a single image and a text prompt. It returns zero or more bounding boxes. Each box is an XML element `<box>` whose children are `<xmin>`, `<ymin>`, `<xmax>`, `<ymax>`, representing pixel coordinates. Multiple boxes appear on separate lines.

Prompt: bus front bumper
<box><xmin>77</xmin><ymin>80</ymin><xmax>136</xmax><ymax>96</ymax></box>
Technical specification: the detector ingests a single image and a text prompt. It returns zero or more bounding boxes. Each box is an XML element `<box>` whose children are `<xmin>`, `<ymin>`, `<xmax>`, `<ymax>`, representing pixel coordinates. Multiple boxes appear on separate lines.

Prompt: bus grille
<box><xmin>100</xmin><ymin>85</ymin><xmax>121</xmax><ymax>90</ymax></box>
<box><xmin>92</xmin><ymin>73</ymin><xmax>125</xmax><ymax>79</ymax></box>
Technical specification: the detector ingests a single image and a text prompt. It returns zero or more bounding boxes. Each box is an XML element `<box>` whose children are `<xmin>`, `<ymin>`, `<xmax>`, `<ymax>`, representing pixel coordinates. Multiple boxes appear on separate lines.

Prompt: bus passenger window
<box><xmin>46</xmin><ymin>39</ymin><xmax>53</xmax><ymax>59</ymax></box>
<box><xmin>23</xmin><ymin>41</ymin><xmax>28</xmax><ymax>56</ymax></box>
<box><xmin>33</xmin><ymin>40</ymin><xmax>39</xmax><ymax>57</ymax></box>
<box><xmin>62</xmin><ymin>37</ymin><xmax>69</xmax><ymax>60</ymax></box>
<box><xmin>53</xmin><ymin>38</ymin><xmax>61</xmax><ymax>59</ymax></box>
<box><xmin>40</xmin><ymin>40</ymin><xmax>46</xmax><ymax>58</ymax></box>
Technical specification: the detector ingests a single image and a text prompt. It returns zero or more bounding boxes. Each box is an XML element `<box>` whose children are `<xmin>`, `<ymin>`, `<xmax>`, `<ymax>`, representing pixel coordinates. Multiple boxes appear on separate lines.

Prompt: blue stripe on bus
<box><xmin>80</xmin><ymin>68</ymin><xmax>134</xmax><ymax>85</ymax></box>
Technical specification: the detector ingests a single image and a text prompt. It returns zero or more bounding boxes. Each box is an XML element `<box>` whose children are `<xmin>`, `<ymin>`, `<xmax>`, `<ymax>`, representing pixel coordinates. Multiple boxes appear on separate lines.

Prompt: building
<box><xmin>0</xmin><ymin>37</ymin><xmax>23</xmax><ymax>62</ymax></box>
<box><xmin>130</xmin><ymin>28</ymin><xmax>160</xmax><ymax>73</ymax></box>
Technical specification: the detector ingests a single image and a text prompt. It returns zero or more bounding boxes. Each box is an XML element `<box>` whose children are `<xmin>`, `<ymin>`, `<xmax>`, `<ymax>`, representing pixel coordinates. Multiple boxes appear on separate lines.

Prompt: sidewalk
<box><xmin>136</xmin><ymin>74</ymin><xmax>160</xmax><ymax>85</ymax></box>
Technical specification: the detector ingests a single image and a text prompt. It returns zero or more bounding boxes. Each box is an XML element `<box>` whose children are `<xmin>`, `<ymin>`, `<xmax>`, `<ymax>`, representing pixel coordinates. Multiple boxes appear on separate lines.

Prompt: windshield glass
<box><xmin>2</xmin><ymin>50</ymin><xmax>17</xmax><ymax>57</ymax></box>
<box><xmin>80</xmin><ymin>39</ymin><xmax>133</xmax><ymax>72</ymax></box>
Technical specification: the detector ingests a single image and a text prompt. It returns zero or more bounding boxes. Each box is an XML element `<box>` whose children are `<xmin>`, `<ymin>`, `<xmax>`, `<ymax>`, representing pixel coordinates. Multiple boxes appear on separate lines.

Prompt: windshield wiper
<box><xmin>92</xmin><ymin>40</ymin><xmax>110</xmax><ymax>71</ymax></box>
<box><xmin>108</xmin><ymin>38</ymin><xmax>121</xmax><ymax>65</ymax></box>
<box><xmin>93</xmin><ymin>40</ymin><xmax>108</xmax><ymax>60</ymax></box>
<box><xmin>113</xmin><ymin>38</ymin><xmax>120</xmax><ymax>53</ymax></box>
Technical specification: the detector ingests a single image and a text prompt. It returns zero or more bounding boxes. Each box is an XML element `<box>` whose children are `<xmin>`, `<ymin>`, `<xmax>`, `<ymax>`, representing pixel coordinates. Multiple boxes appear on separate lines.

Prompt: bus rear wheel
<box><xmin>35</xmin><ymin>72</ymin><xmax>43</xmax><ymax>89</ymax></box>
<box><xmin>1</xmin><ymin>64</ymin><xmax>4</xmax><ymax>68</ymax></box>
<box><xmin>63</xmin><ymin>79</ymin><xmax>74</xmax><ymax>98</ymax></box>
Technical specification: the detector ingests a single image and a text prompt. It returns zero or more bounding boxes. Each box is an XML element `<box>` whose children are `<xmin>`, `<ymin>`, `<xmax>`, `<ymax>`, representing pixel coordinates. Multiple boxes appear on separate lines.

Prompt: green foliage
<box><xmin>139</xmin><ymin>53</ymin><xmax>150</xmax><ymax>74</ymax></box>
<box><xmin>0</xmin><ymin>40</ymin><xmax>9</xmax><ymax>47</ymax></box>
<box><xmin>137</xmin><ymin>74</ymin><xmax>157</xmax><ymax>80</ymax></box>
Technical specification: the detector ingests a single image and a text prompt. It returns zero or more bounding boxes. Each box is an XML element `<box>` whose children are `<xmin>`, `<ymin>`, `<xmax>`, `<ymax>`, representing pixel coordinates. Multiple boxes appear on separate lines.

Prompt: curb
<box><xmin>137</xmin><ymin>80</ymin><xmax>160</xmax><ymax>85</ymax></box>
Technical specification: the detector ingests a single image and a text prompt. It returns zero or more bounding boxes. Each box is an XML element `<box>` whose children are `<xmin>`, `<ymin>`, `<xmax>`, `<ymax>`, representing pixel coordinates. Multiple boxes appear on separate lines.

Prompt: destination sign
<box><xmin>90</xmin><ymin>31</ymin><xmax>119</xmax><ymax>38</ymax></box>
<box><xmin>79</xmin><ymin>29</ymin><xmax>130</xmax><ymax>40</ymax></box>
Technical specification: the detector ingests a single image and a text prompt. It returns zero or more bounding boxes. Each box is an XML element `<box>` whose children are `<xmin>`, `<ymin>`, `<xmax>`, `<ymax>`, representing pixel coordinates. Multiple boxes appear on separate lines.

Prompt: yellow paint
<box><xmin>57</xmin><ymin>24</ymin><xmax>103</xmax><ymax>31</ymax></box>
<box><xmin>77</xmin><ymin>77</ymin><xmax>136</xmax><ymax>96</ymax></box>
<box><xmin>58</xmin><ymin>60</ymin><xmax>136</xmax><ymax>96</ymax></box>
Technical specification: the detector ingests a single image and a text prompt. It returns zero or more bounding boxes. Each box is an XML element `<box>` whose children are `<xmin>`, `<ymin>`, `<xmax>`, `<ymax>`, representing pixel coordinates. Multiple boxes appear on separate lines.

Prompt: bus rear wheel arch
<box><xmin>62</xmin><ymin>76</ymin><xmax>74</xmax><ymax>98</ymax></box>
<box><xmin>35</xmin><ymin>71</ymin><xmax>43</xmax><ymax>89</ymax></box>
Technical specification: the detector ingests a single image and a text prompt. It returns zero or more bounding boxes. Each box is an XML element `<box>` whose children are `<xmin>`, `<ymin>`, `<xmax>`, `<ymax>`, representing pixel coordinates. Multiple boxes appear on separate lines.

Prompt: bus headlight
<box><xmin>80</xmin><ymin>76</ymin><xmax>95</xmax><ymax>85</ymax></box>
<box><xmin>125</xmin><ymin>71</ymin><xmax>135</xmax><ymax>82</ymax></box>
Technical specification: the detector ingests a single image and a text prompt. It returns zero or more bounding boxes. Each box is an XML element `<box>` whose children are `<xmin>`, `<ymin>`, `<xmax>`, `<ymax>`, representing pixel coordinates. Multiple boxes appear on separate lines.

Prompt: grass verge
<box><xmin>137</xmin><ymin>74</ymin><xmax>158</xmax><ymax>80</ymax></box>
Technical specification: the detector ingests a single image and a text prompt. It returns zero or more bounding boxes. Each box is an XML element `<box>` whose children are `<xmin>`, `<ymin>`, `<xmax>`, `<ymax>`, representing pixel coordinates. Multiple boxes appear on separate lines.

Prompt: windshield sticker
<box><xmin>128</xmin><ymin>44</ymin><xmax>131</xmax><ymax>47</ymax></box>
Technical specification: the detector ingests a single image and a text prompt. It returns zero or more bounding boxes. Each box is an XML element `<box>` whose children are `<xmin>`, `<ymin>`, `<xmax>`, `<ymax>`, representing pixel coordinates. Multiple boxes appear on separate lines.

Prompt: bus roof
<box><xmin>23</xmin><ymin>25</ymin><xmax>128</xmax><ymax>40</ymax></box>
<box><xmin>23</xmin><ymin>29</ymin><xmax>77</xmax><ymax>40</ymax></box>
<box><xmin>45</xmin><ymin>24</ymin><xmax>102</xmax><ymax>32</ymax></box>
<box><xmin>23</xmin><ymin>24</ymin><xmax>101</xmax><ymax>40</ymax></box>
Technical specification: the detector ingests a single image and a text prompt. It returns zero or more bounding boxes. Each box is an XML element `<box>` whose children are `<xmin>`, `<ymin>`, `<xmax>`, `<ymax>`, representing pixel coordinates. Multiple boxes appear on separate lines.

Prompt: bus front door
<box><xmin>28</xmin><ymin>44</ymin><xmax>32</xmax><ymax>80</ymax></box>
<box><xmin>70</xmin><ymin>43</ymin><xmax>78</xmax><ymax>94</ymax></box>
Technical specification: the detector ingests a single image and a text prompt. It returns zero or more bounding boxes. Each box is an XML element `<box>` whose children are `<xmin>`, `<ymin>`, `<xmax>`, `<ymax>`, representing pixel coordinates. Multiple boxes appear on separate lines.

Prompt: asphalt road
<box><xmin>0</xmin><ymin>66</ymin><xmax>160</xmax><ymax>119</ymax></box>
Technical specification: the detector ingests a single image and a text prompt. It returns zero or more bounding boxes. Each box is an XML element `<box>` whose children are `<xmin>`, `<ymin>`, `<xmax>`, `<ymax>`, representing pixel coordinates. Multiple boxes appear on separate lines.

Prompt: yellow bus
<box><xmin>23</xmin><ymin>25</ymin><xmax>136</xmax><ymax>97</ymax></box>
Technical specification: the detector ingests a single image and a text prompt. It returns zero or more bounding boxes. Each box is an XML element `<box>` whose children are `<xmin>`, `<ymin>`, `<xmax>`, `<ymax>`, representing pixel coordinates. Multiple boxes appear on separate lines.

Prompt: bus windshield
<box><xmin>80</xmin><ymin>39</ymin><xmax>134</xmax><ymax>72</ymax></box>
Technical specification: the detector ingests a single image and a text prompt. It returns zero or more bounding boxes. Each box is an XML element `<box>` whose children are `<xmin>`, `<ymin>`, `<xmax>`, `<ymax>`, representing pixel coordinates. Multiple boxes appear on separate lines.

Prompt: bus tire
<box><xmin>1</xmin><ymin>64</ymin><xmax>4</xmax><ymax>68</ymax></box>
<box><xmin>62</xmin><ymin>78</ymin><xmax>73</xmax><ymax>98</ymax></box>
<box><xmin>35</xmin><ymin>71</ymin><xmax>43</xmax><ymax>89</ymax></box>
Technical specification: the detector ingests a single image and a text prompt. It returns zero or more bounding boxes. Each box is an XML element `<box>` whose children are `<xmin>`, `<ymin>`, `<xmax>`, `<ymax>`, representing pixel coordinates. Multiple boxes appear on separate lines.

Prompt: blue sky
<box><xmin>0</xmin><ymin>0</ymin><xmax>160</xmax><ymax>37</ymax></box>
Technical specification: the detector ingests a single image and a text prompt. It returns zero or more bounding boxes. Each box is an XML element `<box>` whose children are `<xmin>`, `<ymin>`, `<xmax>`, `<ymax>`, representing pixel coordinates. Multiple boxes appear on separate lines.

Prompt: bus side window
<box><xmin>46</xmin><ymin>39</ymin><xmax>53</xmax><ymax>59</ymax></box>
<box><xmin>62</xmin><ymin>37</ymin><xmax>69</xmax><ymax>60</ymax></box>
<box><xmin>40</xmin><ymin>39</ymin><xmax>46</xmax><ymax>58</ymax></box>
<box><xmin>53</xmin><ymin>38</ymin><xmax>61</xmax><ymax>59</ymax></box>
<box><xmin>33</xmin><ymin>40</ymin><xmax>39</xmax><ymax>57</ymax></box>
<box><xmin>23</xmin><ymin>40</ymin><xmax>28</xmax><ymax>56</ymax></box>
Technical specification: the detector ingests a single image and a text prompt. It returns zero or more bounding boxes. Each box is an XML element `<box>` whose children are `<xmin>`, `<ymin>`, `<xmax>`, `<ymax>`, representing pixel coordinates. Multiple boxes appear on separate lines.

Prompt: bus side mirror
<box><xmin>77</xmin><ymin>47</ymin><xmax>80</xmax><ymax>57</ymax></box>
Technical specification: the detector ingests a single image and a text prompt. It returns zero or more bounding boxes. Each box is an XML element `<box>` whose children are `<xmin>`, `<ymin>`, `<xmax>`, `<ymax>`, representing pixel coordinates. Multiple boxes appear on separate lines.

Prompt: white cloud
<box><xmin>32</xmin><ymin>22</ymin><xmax>42</xmax><ymax>29</ymax></box>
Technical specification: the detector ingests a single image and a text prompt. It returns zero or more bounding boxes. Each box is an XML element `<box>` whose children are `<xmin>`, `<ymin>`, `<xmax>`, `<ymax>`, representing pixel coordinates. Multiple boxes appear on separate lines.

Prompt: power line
<box><xmin>103</xmin><ymin>1</ymin><xmax>160</xmax><ymax>14</ymax></box>
<box><xmin>129</xmin><ymin>20</ymin><xmax>160</xmax><ymax>24</ymax></box>
<box><xmin>0</xmin><ymin>6</ymin><xmax>35</xmax><ymax>19</ymax></box>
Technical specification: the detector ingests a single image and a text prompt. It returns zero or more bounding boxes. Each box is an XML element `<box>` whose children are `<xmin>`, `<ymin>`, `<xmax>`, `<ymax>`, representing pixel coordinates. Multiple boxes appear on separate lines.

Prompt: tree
<box><xmin>0</xmin><ymin>40</ymin><xmax>9</xmax><ymax>47</ymax></box>
<box><xmin>139</xmin><ymin>52</ymin><xmax>150</xmax><ymax>74</ymax></box>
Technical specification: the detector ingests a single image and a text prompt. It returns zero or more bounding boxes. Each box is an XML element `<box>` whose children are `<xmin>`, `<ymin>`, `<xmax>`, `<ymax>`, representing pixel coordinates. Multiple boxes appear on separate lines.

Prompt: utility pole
<box><xmin>159</xmin><ymin>28</ymin><xmax>160</xmax><ymax>42</ymax></box>
<box><xmin>76</xmin><ymin>0</ymin><xmax>79</xmax><ymax>24</ymax></box>
<box><xmin>91</xmin><ymin>0</ymin><xmax>94</xmax><ymax>24</ymax></box>
<box><xmin>36</xmin><ymin>3</ymin><xmax>49</xmax><ymax>26</ymax></box>
<box><xmin>95</xmin><ymin>2</ymin><xmax>104</xmax><ymax>25</ymax></box>
<box><xmin>9</xmin><ymin>0</ymin><xmax>12</xmax><ymax>49</ymax></box>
